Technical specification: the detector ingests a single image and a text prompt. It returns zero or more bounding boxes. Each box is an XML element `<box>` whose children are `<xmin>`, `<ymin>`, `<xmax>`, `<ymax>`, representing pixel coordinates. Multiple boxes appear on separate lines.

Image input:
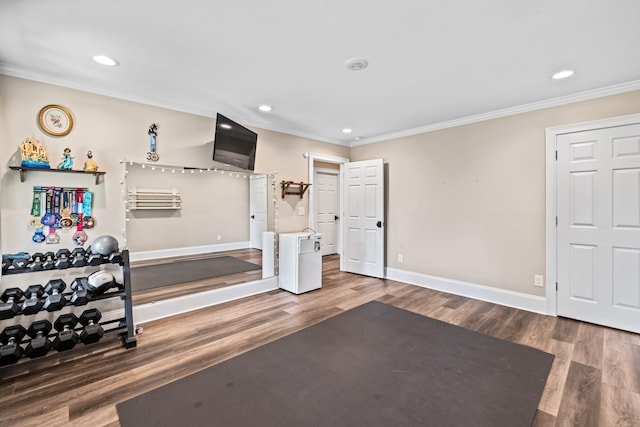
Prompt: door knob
<box><xmin>334</xmin><ymin>215</ymin><xmax>339</xmax><ymax>221</ymax></box>
<box><xmin>376</xmin><ymin>221</ymin><xmax>382</xmax><ymax>228</ymax></box>
<box><xmin>251</xmin><ymin>215</ymin><xmax>255</xmax><ymax>219</ymax></box>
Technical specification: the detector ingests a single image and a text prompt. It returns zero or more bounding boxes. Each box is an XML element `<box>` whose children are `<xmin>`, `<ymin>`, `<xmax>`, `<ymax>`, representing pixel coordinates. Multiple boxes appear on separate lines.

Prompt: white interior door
<box><xmin>314</xmin><ymin>169</ymin><xmax>339</xmax><ymax>255</ymax></box>
<box><xmin>557</xmin><ymin>123</ymin><xmax>640</xmax><ymax>333</ymax></box>
<box><xmin>249</xmin><ymin>175</ymin><xmax>267</xmax><ymax>250</ymax></box>
<box><xmin>342</xmin><ymin>159</ymin><xmax>385</xmax><ymax>278</ymax></box>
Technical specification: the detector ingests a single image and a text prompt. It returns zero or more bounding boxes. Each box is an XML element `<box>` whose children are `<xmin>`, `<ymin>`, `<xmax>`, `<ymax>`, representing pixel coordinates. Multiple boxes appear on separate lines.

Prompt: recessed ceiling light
<box><xmin>220</xmin><ymin>124</ymin><xmax>232</xmax><ymax>129</ymax></box>
<box><xmin>344</xmin><ymin>58</ymin><xmax>369</xmax><ymax>71</ymax></box>
<box><xmin>258</xmin><ymin>105</ymin><xmax>272</xmax><ymax>112</ymax></box>
<box><xmin>93</xmin><ymin>55</ymin><xmax>119</xmax><ymax>66</ymax></box>
<box><xmin>342</xmin><ymin>128</ymin><xmax>353</xmax><ymax>134</ymax></box>
<box><xmin>551</xmin><ymin>69</ymin><xmax>574</xmax><ymax>80</ymax></box>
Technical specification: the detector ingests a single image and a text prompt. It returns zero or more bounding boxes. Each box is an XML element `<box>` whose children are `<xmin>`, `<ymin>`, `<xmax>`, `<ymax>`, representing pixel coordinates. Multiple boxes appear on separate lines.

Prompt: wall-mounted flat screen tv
<box><xmin>213</xmin><ymin>113</ymin><xmax>257</xmax><ymax>171</ymax></box>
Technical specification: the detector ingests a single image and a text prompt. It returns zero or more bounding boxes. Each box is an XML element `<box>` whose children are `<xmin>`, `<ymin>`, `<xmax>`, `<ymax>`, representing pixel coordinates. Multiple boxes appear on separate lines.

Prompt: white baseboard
<box><xmin>386</xmin><ymin>267</ymin><xmax>547</xmax><ymax>314</ymax></box>
<box><xmin>129</xmin><ymin>241</ymin><xmax>251</xmax><ymax>262</ymax></box>
<box><xmin>133</xmin><ymin>277</ymin><xmax>278</xmax><ymax>325</ymax></box>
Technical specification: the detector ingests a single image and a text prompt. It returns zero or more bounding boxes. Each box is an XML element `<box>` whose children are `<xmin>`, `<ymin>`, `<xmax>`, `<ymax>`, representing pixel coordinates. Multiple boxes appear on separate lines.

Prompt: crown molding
<box><xmin>3</xmin><ymin>65</ymin><xmax>639</xmax><ymax>150</ymax></box>
<box><xmin>351</xmin><ymin>79</ymin><xmax>640</xmax><ymax>147</ymax></box>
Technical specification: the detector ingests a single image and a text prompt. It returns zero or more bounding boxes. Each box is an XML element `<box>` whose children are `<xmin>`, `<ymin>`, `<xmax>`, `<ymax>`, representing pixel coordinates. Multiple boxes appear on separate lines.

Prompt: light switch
<box><xmin>298</xmin><ymin>206</ymin><xmax>305</xmax><ymax>215</ymax></box>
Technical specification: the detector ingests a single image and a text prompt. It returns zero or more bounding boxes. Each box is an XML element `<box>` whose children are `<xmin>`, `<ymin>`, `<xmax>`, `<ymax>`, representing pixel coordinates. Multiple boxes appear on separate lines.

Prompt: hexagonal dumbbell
<box><xmin>27</xmin><ymin>252</ymin><xmax>44</xmax><ymax>272</ymax></box>
<box><xmin>21</xmin><ymin>285</ymin><xmax>45</xmax><ymax>315</ymax></box>
<box><xmin>70</xmin><ymin>277</ymin><xmax>92</xmax><ymax>306</ymax></box>
<box><xmin>43</xmin><ymin>279</ymin><xmax>68</xmax><ymax>312</ymax></box>
<box><xmin>107</xmin><ymin>251</ymin><xmax>123</xmax><ymax>264</ymax></box>
<box><xmin>52</xmin><ymin>313</ymin><xmax>79</xmax><ymax>352</ymax></box>
<box><xmin>54</xmin><ymin>249</ymin><xmax>71</xmax><ymax>269</ymax></box>
<box><xmin>0</xmin><ymin>325</ymin><xmax>27</xmax><ymax>366</ymax></box>
<box><xmin>79</xmin><ymin>308</ymin><xmax>104</xmax><ymax>344</ymax></box>
<box><xmin>70</xmin><ymin>248</ymin><xmax>87</xmax><ymax>268</ymax></box>
<box><xmin>41</xmin><ymin>252</ymin><xmax>56</xmax><ymax>270</ymax></box>
<box><xmin>0</xmin><ymin>288</ymin><xmax>24</xmax><ymax>320</ymax></box>
<box><xmin>86</xmin><ymin>251</ymin><xmax>104</xmax><ymax>266</ymax></box>
<box><xmin>25</xmin><ymin>320</ymin><xmax>53</xmax><ymax>359</ymax></box>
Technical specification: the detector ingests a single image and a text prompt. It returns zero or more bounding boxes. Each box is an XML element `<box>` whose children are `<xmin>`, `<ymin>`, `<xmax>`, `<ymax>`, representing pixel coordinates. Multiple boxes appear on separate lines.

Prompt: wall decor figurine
<box><xmin>57</xmin><ymin>147</ymin><xmax>74</xmax><ymax>170</ymax></box>
<box><xmin>147</xmin><ymin>123</ymin><xmax>159</xmax><ymax>161</ymax></box>
<box><xmin>38</xmin><ymin>104</ymin><xmax>74</xmax><ymax>136</ymax></box>
<box><xmin>20</xmin><ymin>135</ymin><xmax>50</xmax><ymax>168</ymax></box>
<box><xmin>84</xmin><ymin>150</ymin><xmax>99</xmax><ymax>172</ymax></box>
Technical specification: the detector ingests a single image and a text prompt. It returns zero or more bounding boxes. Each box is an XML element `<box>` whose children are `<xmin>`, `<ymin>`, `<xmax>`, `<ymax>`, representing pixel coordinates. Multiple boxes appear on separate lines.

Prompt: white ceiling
<box><xmin>1</xmin><ymin>1</ymin><xmax>640</xmax><ymax>146</ymax></box>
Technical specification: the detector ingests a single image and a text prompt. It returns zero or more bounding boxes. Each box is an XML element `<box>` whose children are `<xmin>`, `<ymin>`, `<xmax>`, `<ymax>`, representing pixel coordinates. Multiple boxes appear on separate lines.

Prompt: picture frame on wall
<box><xmin>38</xmin><ymin>104</ymin><xmax>73</xmax><ymax>136</ymax></box>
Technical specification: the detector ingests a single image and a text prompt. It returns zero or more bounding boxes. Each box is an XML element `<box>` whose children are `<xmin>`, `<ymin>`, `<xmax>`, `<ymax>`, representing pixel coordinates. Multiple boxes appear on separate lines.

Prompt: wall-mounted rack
<box><xmin>9</xmin><ymin>166</ymin><xmax>106</xmax><ymax>185</ymax></box>
<box><xmin>281</xmin><ymin>181</ymin><xmax>311</xmax><ymax>199</ymax></box>
<box><xmin>127</xmin><ymin>187</ymin><xmax>182</xmax><ymax>210</ymax></box>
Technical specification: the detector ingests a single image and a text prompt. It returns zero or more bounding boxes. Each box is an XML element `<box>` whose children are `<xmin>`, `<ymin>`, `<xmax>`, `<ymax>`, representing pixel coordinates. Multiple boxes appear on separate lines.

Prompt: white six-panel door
<box><xmin>342</xmin><ymin>159</ymin><xmax>385</xmax><ymax>278</ymax></box>
<box><xmin>557</xmin><ymin>123</ymin><xmax>640</xmax><ymax>333</ymax></box>
<box><xmin>314</xmin><ymin>169</ymin><xmax>339</xmax><ymax>255</ymax></box>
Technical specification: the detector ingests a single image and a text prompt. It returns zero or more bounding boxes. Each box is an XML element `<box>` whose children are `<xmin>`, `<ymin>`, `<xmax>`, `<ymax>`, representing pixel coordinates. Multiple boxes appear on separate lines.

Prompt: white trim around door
<box><xmin>545</xmin><ymin>112</ymin><xmax>640</xmax><ymax>316</ymax></box>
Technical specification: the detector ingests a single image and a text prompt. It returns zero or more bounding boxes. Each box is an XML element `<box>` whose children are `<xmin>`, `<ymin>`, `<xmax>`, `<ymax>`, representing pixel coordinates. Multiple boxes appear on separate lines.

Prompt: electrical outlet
<box><xmin>217</xmin><ymin>234</ymin><xmax>222</xmax><ymax>241</ymax></box>
<box><xmin>534</xmin><ymin>275</ymin><xmax>544</xmax><ymax>287</ymax></box>
<box><xmin>397</xmin><ymin>254</ymin><xmax>403</xmax><ymax>263</ymax></box>
<box><xmin>298</xmin><ymin>206</ymin><xmax>305</xmax><ymax>216</ymax></box>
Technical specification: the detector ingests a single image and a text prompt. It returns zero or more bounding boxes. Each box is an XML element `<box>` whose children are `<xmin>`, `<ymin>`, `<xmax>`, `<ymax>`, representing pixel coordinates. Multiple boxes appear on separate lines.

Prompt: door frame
<box><xmin>545</xmin><ymin>112</ymin><xmax>640</xmax><ymax>316</ymax></box>
<box><xmin>305</xmin><ymin>152</ymin><xmax>349</xmax><ymax>268</ymax></box>
<box><xmin>313</xmin><ymin>167</ymin><xmax>340</xmax><ymax>255</ymax></box>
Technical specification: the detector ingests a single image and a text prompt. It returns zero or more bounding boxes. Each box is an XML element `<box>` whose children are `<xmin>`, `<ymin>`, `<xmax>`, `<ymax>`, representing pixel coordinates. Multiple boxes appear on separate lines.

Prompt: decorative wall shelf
<box><xmin>9</xmin><ymin>166</ymin><xmax>106</xmax><ymax>184</ymax></box>
<box><xmin>127</xmin><ymin>187</ymin><xmax>182</xmax><ymax>210</ymax></box>
<box><xmin>280</xmin><ymin>181</ymin><xmax>311</xmax><ymax>199</ymax></box>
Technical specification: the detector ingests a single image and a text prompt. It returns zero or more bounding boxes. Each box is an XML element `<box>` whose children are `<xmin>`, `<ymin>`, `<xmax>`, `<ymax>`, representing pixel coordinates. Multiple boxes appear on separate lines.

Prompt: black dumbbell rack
<box><xmin>1</xmin><ymin>249</ymin><xmax>137</xmax><ymax>358</ymax></box>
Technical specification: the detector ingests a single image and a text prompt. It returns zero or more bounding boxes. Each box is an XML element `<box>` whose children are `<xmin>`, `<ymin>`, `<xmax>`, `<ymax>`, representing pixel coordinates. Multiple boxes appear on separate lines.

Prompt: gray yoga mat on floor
<box><xmin>130</xmin><ymin>256</ymin><xmax>261</xmax><ymax>291</ymax></box>
<box><xmin>117</xmin><ymin>301</ymin><xmax>554</xmax><ymax>426</ymax></box>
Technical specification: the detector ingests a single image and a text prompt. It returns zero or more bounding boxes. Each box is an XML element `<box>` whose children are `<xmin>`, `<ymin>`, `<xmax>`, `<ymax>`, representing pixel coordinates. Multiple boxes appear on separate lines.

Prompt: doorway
<box><xmin>546</xmin><ymin>113</ymin><xmax>640</xmax><ymax>333</ymax></box>
<box><xmin>314</xmin><ymin>168</ymin><xmax>339</xmax><ymax>255</ymax></box>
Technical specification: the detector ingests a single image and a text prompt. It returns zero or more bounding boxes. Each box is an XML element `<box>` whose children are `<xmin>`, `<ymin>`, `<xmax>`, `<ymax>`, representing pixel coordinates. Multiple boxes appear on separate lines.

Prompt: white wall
<box><xmin>0</xmin><ymin>75</ymin><xmax>350</xmax><ymax>256</ymax></box>
<box><xmin>351</xmin><ymin>89</ymin><xmax>640</xmax><ymax>297</ymax></box>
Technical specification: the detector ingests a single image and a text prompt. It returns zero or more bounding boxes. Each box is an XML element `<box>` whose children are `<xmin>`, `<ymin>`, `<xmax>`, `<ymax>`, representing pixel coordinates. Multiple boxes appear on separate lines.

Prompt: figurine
<box><xmin>83</xmin><ymin>150</ymin><xmax>99</xmax><ymax>172</ymax></box>
<box><xmin>20</xmin><ymin>136</ymin><xmax>50</xmax><ymax>168</ymax></box>
<box><xmin>57</xmin><ymin>147</ymin><xmax>74</xmax><ymax>170</ymax></box>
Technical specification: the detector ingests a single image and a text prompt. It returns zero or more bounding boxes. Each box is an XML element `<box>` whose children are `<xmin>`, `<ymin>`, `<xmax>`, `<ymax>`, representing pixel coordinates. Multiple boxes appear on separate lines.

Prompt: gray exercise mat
<box><xmin>117</xmin><ymin>301</ymin><xmax>553</xmax><ymax>426</ymax></box>
<box><xmin>130</xmin><ymin>256</ymin><xmax>261</xmax><ymax>291</ymax></box>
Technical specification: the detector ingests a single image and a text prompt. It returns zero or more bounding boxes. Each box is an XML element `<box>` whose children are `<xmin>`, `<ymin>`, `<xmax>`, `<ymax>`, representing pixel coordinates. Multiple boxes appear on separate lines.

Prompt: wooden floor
<box><xmin>1</xmin><ymin>255</ymin><xmax>639</xmax><ymax>426</ymax></box>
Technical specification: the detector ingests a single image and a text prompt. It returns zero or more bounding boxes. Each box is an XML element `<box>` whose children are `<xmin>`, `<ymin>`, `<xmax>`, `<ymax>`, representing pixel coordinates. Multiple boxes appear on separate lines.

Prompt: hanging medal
<box><xmin>52</xmin><ymin>188</ymin><xmax>62</xmax><ymax>228</ymax></box>
<box><xmin>82</xmin><ymin>190</ymin><xmax>95</xmax><ymax>228</ymax></box>
<box><xmin>32</xmin><ymin>227</ymin><xmax>46</xmax><ymax>243</ymax></box>
<box><xmin>40</xmin><ymin>187</ymin><xmax>56</xmax><ymax>227</ymax></box>
<box><xmin>28</xmin><ymin>186</ymin><xmax>43</xmax><ymax>229</ymax></box>
<box><xmin>72</xmin><ymin>212</ymin><xmax>88</xmax><ymax>246</ymax></box>
<box><xmin>59</xmin><ymin>191</ymin><xmax>73</xmax><ymax>229</ymax></box>
<box><xmin>70</xmin><ymin>189</ymin><xmax>80</xmax><ymax>226</ymax></box>
<box><xmin>45</xmin><ymin>225</ymin><xmax>60</xmax><ymax>244</ymax></box>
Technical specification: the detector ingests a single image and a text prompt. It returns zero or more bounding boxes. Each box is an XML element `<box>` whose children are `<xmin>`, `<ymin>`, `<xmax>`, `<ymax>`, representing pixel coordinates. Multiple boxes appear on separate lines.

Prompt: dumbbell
<box><xmin>79</xmin><ymin>308</ymin><xmax>104</xmax><ymax>344</ymax></box>
<box><xmin>107</xmin><ymin>251</ymin><xmax>123</xmax><ymax>264</ymax></box>
<box><xmin>70</xmin><ymin>277</ymin><xmax>92</xmax><ymax>306</ymax></box>
<box><xmin>52</xmin><ymin>313</ymin><xmax>79</xmax><ymax>352</ymax></box>
<box><xmin>86</xmin><ymin>251</ymin><xmax>104</xmax><ymax>266</ymax></box>
<box><xmin>1</xmin><ymin>257</ymin><xmax>9</xmax><ymax>273</ymax></box>
<box><xmin>42</xmin><ymin>252</ymin><xmax>56</xmax><ymax>270</ymax></box>
<box><xmin>43</xmin><ymin>279</ymin><xmax>68</xmax><ymax>312</ymax></box>
<box><xmin>27</xmin><ymin>252</ymin><xmax>44</xmax><ymax>272</ymax></box>
<box><xmin>11</xmin><ymin>257</ymin><xmax>29</xmax><ymax>270</ymax></box>
<box><xmin>70</xmin><ymin>248</ymin><xmax>87</xmax><ymax>268</ymax></box>
<box><xmin>25</xmin><ymin>320</ymin><xmax>53</xmax><ymax>358</ymax></box>
<box><xmin>87</xmin><ymin>270</ymin><xmax>116</xmax><ymax>294</ymax></box>
<box><xmin>0</xmin><ymin>288</ymin><xmax>24</xmax><ymax>319</ymax></box>
<box><xmin>21</xmin><ymin>285</ymin><xmax>45</xmax><ymax>315</ymax></box>
<box><xmin>0</xmin><ymin>325</ymin><xmax>27</xmax><ymax>366</ymax></box>
<box><xmin>54</xmin><ymin>249</ymin><xmax>72</xmax><ymax>269</ymax></box>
